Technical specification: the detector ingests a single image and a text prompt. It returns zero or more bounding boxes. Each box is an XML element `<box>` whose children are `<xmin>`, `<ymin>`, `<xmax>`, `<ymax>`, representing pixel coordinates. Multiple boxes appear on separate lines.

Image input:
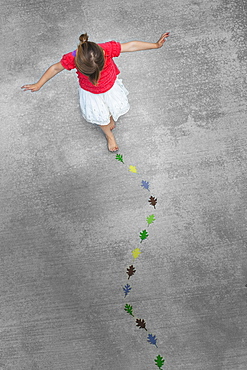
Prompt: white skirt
<box><xmin>78</xmin><ymin>78</ymin><xmax>130</xmax><ymax>126</ymax></box>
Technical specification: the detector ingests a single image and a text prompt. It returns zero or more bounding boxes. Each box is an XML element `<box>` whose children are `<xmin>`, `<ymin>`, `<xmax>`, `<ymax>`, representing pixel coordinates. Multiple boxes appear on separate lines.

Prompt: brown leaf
<box><xmin>149</xmin><ymin>196</ymin><xmax>157</xmax><ymax>209</ymax></box>
<box><xmin>126</xmin><ymin>265</ymin><xmax>136</xmax><ymax>280</ymax></box>
<box><xmin>136</xmin><ymin>318</ymin><xmax>147</xmax><ymax>331</ymax></box>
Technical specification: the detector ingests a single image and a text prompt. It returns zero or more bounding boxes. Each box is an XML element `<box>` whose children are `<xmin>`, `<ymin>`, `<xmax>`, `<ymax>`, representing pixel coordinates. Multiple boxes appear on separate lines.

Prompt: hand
<box><xmin>21</xmin><ymin>83</ymin><xmax>41</xmax><ymax>92</ymax></box>
<box><xmin>156</xmin><ymin>32</ymin><xmax>170</xmax><ymax>48</ymax></box>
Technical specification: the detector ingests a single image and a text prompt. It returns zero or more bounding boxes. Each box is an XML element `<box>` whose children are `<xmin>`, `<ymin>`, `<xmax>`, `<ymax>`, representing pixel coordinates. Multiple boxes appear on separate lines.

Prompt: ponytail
<box><xmin>79</xmin><ymin>33</ymin><xmax>89</xmax><ymax>44</ymax></box>
<box><xmin>92</xmin><ymin>64</ymin><xmax>101</xmax><ymax>86</ymax></box>
<box><xmin>75</xmin><ymin>33</ymin><xmax>105</xmax><ymax>86</ymax></box>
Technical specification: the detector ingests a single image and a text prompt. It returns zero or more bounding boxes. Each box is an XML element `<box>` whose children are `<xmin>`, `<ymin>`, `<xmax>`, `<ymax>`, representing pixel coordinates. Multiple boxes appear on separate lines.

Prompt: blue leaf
<box><xmin>123</xmin><ymin>284</ymin><xmax>132</xmax><ymax>297</ymax></box>
<box><xmin>147</xmin><ymin>334</ymin><xmax>158</xmax><ymax>348</ymax></box>
<box><xmin>141</xmin><ymin>180</ymin><xmax>150</xmax><ymax>191</ymax></box>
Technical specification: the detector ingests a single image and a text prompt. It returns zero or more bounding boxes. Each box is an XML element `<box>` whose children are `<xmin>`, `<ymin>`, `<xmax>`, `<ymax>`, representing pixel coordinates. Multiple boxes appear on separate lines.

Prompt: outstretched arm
<box><xmin>120</xmin><ymin>32</ymin><xmax>170</xmax><ymax>52</ymax></box>
<box><xmin>21</xmin><ymin>62</ymin><xmax>65</xmax><ymax>92</ymax></box>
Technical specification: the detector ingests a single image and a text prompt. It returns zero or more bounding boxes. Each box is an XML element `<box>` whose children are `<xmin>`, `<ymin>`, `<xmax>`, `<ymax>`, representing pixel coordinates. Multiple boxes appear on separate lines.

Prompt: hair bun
<box><xmin>79</xmin><ymin>33</ymin><xmax>89</xmax><ymax>44</ymax></box>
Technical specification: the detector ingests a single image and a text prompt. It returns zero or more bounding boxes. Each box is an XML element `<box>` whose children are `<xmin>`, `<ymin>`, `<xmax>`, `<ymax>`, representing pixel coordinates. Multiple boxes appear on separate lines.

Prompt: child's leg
<box><xmin>109</xmin><ymin>116</ymin><xmax>116</xmax><ymax>130</ymax></box>
<box><xmin>100</xmin><ymin>118</ymin><xmax>118</xmax><ymax>152</ymax></box>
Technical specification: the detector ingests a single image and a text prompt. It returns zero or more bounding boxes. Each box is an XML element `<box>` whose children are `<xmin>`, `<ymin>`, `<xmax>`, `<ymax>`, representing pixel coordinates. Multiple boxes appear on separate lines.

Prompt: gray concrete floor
<box><xmin>1</xmin><ymin>0</ymin><xmax>247</xmax><ymax>369</ymax></box>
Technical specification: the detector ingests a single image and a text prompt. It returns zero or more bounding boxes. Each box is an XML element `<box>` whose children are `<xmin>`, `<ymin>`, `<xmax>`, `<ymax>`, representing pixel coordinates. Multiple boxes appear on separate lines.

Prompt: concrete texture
<box><xmin>1</xmin><ymin>0</ymin><xmax>247</xmax><ymax>369</ymax></box>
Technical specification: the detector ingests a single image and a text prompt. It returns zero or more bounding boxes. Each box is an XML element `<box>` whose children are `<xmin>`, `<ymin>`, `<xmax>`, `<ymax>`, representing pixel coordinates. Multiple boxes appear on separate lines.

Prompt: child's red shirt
<box><xmin>60</xmin><ymin>41</ymin><xmax>121</xmax><ymax>94</ymax></box>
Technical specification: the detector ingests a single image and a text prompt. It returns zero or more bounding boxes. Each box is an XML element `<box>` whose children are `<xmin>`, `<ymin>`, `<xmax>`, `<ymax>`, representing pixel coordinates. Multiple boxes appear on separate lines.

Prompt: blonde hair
<box><xmin>75</xmin><ymin>33</ymin><xmax>105</xmax><ymax>85</ymax></box>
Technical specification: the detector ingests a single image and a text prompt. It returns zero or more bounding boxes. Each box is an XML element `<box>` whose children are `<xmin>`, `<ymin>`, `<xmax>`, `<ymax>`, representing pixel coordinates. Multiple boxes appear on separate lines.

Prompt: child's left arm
<box><xmin>120</xmin><ymin>32</ymin><xmax>170</xmax><ymax>52</ymax></box>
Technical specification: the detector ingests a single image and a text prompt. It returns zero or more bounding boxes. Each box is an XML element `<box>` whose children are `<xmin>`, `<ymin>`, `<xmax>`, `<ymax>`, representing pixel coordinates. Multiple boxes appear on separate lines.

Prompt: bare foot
<box><xmin>110</xmin><ymin>122</ymin><xmax>116</xmax><ymax>130</ymax></box>
<box><xmin>109</xmin><ymin>117</ymin><xmax>116</xmax><ymax>130</ymax></box>
<box><xmin>106</xmin><ymin>133</ymin><xmax>119</xmax><ymax>152</ymax></box>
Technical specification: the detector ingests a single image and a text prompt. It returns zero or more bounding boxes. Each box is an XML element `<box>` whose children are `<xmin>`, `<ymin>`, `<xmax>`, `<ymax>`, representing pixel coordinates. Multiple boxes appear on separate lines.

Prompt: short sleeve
<box><xmin>60</xmin><ymin>51</ymin><xmax>76</xmax><ymax>70</ymax></box>
<box><xmin>100</xmin><ymin>41</ymin><xmax>121</xmax><ymax>58</ymax></box>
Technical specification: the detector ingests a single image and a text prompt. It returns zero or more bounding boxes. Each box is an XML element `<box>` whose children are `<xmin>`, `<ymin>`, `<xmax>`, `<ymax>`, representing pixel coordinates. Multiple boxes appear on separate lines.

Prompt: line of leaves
<box><xmin>116</xmin><ymin>156</ymin><xmax>166</xmax><ymax>369</ymax></box>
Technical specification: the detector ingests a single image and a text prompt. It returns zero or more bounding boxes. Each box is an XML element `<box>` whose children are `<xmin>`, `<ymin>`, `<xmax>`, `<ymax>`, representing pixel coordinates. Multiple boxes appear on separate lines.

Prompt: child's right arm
<box><xmin>120</xmin><ymin>33</ymin><xmax>170</xmax><ymax>53</ymax></box>
<box><xmin>21</xmin><ymin>62</ymin><xmax>65</xmax><ymax>92</ymax></box>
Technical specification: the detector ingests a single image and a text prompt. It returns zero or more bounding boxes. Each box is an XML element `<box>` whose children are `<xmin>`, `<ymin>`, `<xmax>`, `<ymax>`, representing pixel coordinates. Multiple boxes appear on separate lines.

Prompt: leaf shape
<box><xmin>123</xmin><ymin>284</ymin><xmax>132</xmax><ymax>297</ymax></box>
<box><xmin>129</xmin><ymin>165</ymin><xmax>137</xmax><ymax>173</ymax></box>
<box><xmin>116</xmin><ymin>153</ymin><xmax>124</xmax><ymax>164</ymax></box>
<box><xmin>132</xmin><ymin>248</ymin><xmax>141</xmax><ymax>260</ymax></box>
<box><xmin>149</xmin><ymin>195</ymin><xmax>157</xmax><ymax>209</ymax></box>
<box><xmin>139</xmin><ymin>229</ymin><xmax>149</xmax><ymax>243</ymax></box>
<box><xmin>141</xmin><ymin>180</ymin><xmax>150</xmax><ymax>191</ymax></box>
<box><xmin>146</xmin><ymin>214</ymin><xmax>156</xmax><ymax>226</ymax></box>
<box><xmin>154</xmin><ymin>355</ymin><xmax>165</xmax><ymax>369</ymax></box>
<box><xmin>126</xmin><ymin>265</ymin><xmax>136</xmax><ymax>280</ymax></box>
<box><xmin>136</xmin><ymin>318</ymin><xmax>147</xmax><ymax>331</ymax></box>
<box><xmin>124</xmin><ymin>304</ymin><xmax>134</xmax><ymax>317</ymax></box>
<box><xmin>147</xmin><ymin>334</ymin><xmax>158</xmax><ymax>348</ymax></box>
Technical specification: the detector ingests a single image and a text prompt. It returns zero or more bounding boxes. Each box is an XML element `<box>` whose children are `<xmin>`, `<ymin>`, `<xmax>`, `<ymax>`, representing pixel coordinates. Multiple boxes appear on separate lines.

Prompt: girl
<box><xmin>22</xmin><ymin>32</ymin><xmax>170</xmax><ymax>152</ymax></box>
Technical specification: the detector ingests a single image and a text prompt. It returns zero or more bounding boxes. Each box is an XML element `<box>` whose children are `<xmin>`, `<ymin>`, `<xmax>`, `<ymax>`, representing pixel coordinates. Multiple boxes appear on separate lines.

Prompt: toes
<box><xmin>106</xmin><ymin>135</ymin><xmax>118</xmax><ymax>152</ymax></box>
<box><xmin>109</xmin><ymin>146</ymin><xmax>119</xmax><ymax>152</ymax></box>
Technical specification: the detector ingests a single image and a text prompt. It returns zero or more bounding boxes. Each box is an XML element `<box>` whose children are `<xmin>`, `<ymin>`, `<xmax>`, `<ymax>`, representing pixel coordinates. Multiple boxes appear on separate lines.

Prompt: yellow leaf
<box><xmin>132</xmin><ymin>248</ymin><xmax>141</xmax><ymax>259</ymax></box>
<box><xmin>129</xmin><ymin>165</ymin><xmax>137</xmax><ymax>173</ymax></box>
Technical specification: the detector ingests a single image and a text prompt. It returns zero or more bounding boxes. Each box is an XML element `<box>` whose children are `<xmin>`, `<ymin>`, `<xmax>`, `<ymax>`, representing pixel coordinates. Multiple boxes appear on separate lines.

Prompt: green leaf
<box><xmin>146</xmin><ymin>214</ymin><xmax>156</xmax><ymax>226</ymax></box>
<box><xmin>139</xmin><ymin>229</ymin><xmax>149</xmax><ymax>242</ymax></box>
<box><xmin>116</xmin><ymin>154</ymin><xmax>124</xmax><ymax>164</ymax></box>
<box><xmin>154</xmin><ymin>355</ymin><xmax>165</xmax><ymax>369</ymax></box>
<box><xmin>124</xmin><ymin>304</ymin><xmax>134</xmax><ymax>317</ymax></box>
